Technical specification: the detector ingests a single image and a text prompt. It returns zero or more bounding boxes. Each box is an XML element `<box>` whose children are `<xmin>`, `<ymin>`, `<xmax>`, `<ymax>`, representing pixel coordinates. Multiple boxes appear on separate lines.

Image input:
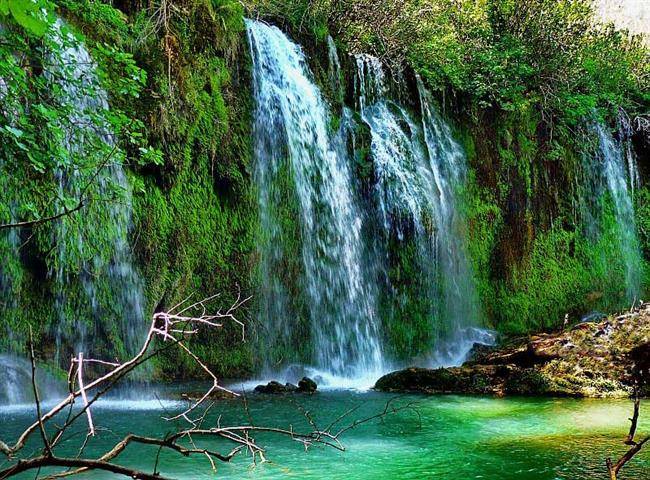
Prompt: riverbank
<box><xmin>376</xmin><ymin>304</ymin><xmax>650</xmax><ymax>397</ymax></box>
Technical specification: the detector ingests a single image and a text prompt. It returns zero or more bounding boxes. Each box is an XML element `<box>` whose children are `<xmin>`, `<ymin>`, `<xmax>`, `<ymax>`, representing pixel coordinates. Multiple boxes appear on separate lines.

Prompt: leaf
<box><xmin>26</xmin><ymin>152</ymin><xmax>46</xmax><ymax>172</ymax></box>
<box><xmin>4</xmin><ymin>125</ymin><xmax>24</xmax><ymax>138</ymax></box>
<box><xmin>8</xmin><ymin>0</ymin><xmax>49</xmax><ymax>37</ymax></box>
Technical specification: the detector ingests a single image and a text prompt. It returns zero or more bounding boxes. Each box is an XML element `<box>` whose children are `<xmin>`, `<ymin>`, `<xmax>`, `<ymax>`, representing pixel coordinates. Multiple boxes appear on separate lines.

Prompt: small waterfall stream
<box><xmin>47</xmin><ymin>20</ymin><xmax>146</xmax><ymax>364</ymax></box>
<box><xmin>356</xmin><ymin>56</ymin><xmax>489</xmax><ymax>365</ymax></box>
<box><xmin>0</xmin><ymin>19</ymin><xmax>146</xmax><ymax>402</ymax></box>
<box><xmin>582</xmin><ymin>118</ymin><xmax>643</xmax><ymax>302</ymax></box>
<box><xmin>0</xmin><ymin>354</ymin><xmax>64</xmax><ymax>406</ymax></box>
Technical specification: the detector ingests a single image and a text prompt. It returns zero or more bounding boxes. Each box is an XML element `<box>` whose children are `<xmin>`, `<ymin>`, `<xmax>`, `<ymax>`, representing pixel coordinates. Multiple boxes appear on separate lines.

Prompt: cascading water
<box><xmin>581</xmin><ymin>118</ymin><xmax>643</xmax><ymax>302</ymax></box>
<box><xmin>416</xmin><ymin>78</ymin><xmax>491</xmax><ymax>363</ymax></box>
<box><xmin>247</xmin><ymin>19</ymin><xmax>492</xmax><ymax>386</ymax></box>
<box><xmin>47</xmin><ymin>20</ymin><xmax>146</xmax><ymax>364</ymax></box>
<box><xmin>0</xmin><ymin>354</ymin><xmax>64</xmax><ymax>407</ymax></box>
<box><xmin>45</xmin><ymin>20</ymin><xmax>144</xmax><ymax>364</ymax></box>
<box><xmin>246</xmin><ymin>19</ymin><xmax>384</xmax><ymax>383</ymax></box>
<box><xmin>0</xmin><ymin>19</ymin><xmax>146</xmax><ymax>402</ymax></box>
<box><xmin>355</xmin><ymin>55</ymin><xmax>490</xmax><ymax>365</ymax></box>
<box><xmin>327</xmin><ymin>35</ymin><xmax>344</xmax><ymax>103</ymax></box>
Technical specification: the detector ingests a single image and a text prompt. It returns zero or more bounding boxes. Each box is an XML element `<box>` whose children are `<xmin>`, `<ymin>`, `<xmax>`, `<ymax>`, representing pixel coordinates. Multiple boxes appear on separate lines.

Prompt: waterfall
<box><xmin>246</xmin><ymin>18</ymin><xmax>491</xmax><ymax>386</ymax></box>
<box><xmin>246</xmin><ymin>19</ymin><xmax>384</xmax><ymax>382</ymax></box>
<box><xmin>327</xmin><ymin>35</ymin><xmax>344</xmax><ymax>103</ymax></box>
<box><xmin>46</xmin><ymin>20</ymin><xmax>146</xmax><ymax>364</ymax></box>
<box><xmin>582</xmin><ymin>119</ymin><xmax>642</xmax><ymax>302</ymax></box>
<box><xmin>0</xmin><ymin>354</ymin><xmax>64</xmax><ymax>407</ymax></box>
<box><xmin>0</xmin><ymin>18</ymin><xmax>146</xmax><ymax>399</ymax></box>
<box><xmin>355</xmin><ymin>55</ymin><xmax>490</xmax><ymax>365</ymax></box>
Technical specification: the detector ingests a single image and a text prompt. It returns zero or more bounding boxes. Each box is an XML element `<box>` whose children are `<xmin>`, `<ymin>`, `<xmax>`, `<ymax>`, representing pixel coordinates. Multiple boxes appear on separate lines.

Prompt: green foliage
<box><xmin>491</xmin><ymin>215</ymin><xmax>643</xmax><ymax>335</ymax></box>
<box><xmin>380</xmin><ymin>236</ymin><xmax>437</xmax><ymax>360</ymax></box>
<box><xmin>0</xmin><ymin>0</ymin><xmax>257</xmax><ymax>378</ymax></box>
<box><xmin>246</xmin><ymin>0</ymin><xmax>330</xmax><ymax>40</ymax></box>
<box><xmin>0</xmin><ymin>0</ymin><xmax>52</xmax><ymax>37</ymax></box>
<box><xmin>635</xmin><ymin>187</ymin><xmax>650</xmax><ymax>287</ymax></box>
<box><xmin>260</xmin><ymin>0</ymin><xmax>647</xmax><ymax>123</ymax></box>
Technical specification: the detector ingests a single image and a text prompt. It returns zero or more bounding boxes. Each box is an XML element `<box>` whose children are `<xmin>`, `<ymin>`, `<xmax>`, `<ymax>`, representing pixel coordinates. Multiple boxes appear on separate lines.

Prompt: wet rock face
<box><xmin>254</xmin><ymin>377</ymin><xmax>317</xmax><ymax>394</ymax></box>
<box><xmin>375</xmin><ymin>304</ymin><xmax>650</xmax><ymax>398</ymax></box>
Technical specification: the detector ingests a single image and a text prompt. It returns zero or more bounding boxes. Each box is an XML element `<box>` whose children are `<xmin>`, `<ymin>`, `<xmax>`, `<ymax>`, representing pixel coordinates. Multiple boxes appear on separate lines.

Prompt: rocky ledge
<box><xmin>375</xmin><ymin>304</ymin><xmax>650</xmax><ymax>397</ymax></box>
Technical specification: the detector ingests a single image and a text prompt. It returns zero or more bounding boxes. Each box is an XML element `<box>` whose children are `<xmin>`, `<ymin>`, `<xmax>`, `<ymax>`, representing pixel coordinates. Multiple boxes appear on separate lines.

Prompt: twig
<box><xmin>76</xmin><ymin>353</ymin><xmax>95</xmax><ymax>437</ymax></box>
<box><xmin>29</xmin><ymin>327</ymin><xmax>52</xmax><ymax>458</ymax></box>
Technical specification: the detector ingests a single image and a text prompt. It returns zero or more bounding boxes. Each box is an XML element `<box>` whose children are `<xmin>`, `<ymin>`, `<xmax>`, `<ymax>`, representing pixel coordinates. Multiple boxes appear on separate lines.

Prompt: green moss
<box><xmin>3</xmin><ymin>0</ymin><xmax>649</xmax><ymax>379</ymax></box>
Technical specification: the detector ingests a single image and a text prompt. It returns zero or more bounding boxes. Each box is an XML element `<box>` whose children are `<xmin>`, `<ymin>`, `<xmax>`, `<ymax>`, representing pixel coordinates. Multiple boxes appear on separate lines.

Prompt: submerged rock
<box><xmin>375</xmin><ymin>304</ymin><xmax>650</xmax><ymax>398</ymax></box>
<box><xmin>179</xmin><ymin>389</ymin><xmax>237</xmax><ymax>401</ymax></box>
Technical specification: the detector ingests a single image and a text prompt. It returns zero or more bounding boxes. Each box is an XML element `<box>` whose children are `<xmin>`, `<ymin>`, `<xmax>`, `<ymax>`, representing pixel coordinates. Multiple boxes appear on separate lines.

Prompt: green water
<box><xmin>1</xmin><ymin>392</ymin><xmax>648</xmax><ymax>479</ymax></box>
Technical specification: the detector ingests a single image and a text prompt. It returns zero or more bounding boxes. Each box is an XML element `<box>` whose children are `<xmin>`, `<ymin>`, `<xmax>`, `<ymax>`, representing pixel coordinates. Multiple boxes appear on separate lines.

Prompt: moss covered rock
<box><xmin>376</xmin><ymin>303</ymin><xmax>650</xmax><ymax>397</ymax></box>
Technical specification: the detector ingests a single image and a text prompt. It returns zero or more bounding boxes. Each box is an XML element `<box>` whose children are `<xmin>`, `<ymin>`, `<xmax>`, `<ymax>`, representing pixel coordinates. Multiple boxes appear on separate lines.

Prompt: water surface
<box><xmin>1</xmin><ymin>391</ymin><xmax>647</xmax><ymax>479</ymax></box>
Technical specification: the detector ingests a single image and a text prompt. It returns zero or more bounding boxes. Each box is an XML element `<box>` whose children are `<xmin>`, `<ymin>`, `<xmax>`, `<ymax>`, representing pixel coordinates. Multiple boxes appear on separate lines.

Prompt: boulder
<box><xmin>297</xmin><ymin>376</ymin><xmax>317</xmax><ymax>393</ymax></box>
<box><xmin>254</xmin><ymin>381</ymin><xmax>291</xmax><ymax>394</ymax></box>
<box><xmin>253</xmin><ymin>378</ymin><xmax>316</xmax><ymax>394</ymax></box>
<box><xmin>375</xmin><ymin>365</ymin><xmax>516</xmax><ymax>395</ymax></box>
<box><xmin>375</xmin><ymin>304</ymin><xmax>650</xmax><ymax>398</ymax></box>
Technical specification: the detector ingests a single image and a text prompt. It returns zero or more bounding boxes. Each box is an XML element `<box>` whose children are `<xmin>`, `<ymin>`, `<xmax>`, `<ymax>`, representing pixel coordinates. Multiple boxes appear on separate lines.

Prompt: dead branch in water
<box><xmin>0</xmin><ymin>293</ymin><xmax>415</xmax><ymax>479</ymax></box>
<box><xmin>606</xmin><ymin>391</ymin><xmax>649</xmax><ymax>480</ymax></box>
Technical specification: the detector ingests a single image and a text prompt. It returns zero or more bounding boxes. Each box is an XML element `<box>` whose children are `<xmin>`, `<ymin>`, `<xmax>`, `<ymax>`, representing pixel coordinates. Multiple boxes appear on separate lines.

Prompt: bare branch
<box><xmin>29</xmin><ymin>327</ymin><xmax>52</xmax><ymax>458</ymax></box>
<box><xmin>0</xmin><ymin>291</ymin><xmax>412</xmax><ymax>480</ymax></box>
<box><xmin>76</xmin><ymin>353</ymin><xmax>95</xmax><ymax>437</ymax></box>
<box><xmin>606</xmin><ymin>392</ymin><xmax>649</xmax><ymax>480</ymax></box>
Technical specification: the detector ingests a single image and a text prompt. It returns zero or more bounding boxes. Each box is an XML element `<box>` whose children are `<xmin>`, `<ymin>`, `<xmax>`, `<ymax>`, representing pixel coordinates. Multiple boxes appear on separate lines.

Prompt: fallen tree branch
<box><xmin>0</xmin><ymin>455</ymin><xmax>167</xmax><ymax>480</ymax></box>
<box><xmin>1</xmin><ymin>292</ymin><xmax>416</xmax><ymax>479</ymax></box>
<box><xmin>606</xmin><ymin>392</ymin><xmax>649</xmax><ymax>480</ymax></box>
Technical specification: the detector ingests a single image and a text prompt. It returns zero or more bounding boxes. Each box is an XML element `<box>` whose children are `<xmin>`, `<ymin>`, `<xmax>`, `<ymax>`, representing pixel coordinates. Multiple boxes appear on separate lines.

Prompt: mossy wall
<box><xmin>459</xmin><ymin>106</ymin><xmax>649</xmax><ymax>336</ymax></box>
<box><xmin>0</xmin><ymin>0</ymin><xmax>259</xmax><ymax>378</ymax></box>
<box><xmin>1</xmin><ymin>0</ymin><xmax>648</xmax><ymax>378</ymax></box>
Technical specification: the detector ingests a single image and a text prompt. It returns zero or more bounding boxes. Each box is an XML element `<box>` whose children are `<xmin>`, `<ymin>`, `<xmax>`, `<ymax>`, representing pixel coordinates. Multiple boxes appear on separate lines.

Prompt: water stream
<box><xmin>0</xmin><ymin>19</ymin><xmax>146</xmax><ymax>401</ymax></box>
<box><xmin>581</xmin><ymin>117</ymin><xmax>643</xmax><ymax>302</ymax></box>
<box><xmin>47</xmin><ymin>20</ymin><xmax>146</xmax><ymax>364</ymax></box>
<box><xmin>247</xmin><ymin>20</ymin><xmax>384</xmax><ymax>383</ymax></box>
<box><xmin>355</xmin><ymin>55</ymin><xmax>489</xmax><ymax>365</ymax></box>
<box><xmin>247</xmin><ymin>20</ymin><xmax>492</xmax><ymax>386</ymax></box>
